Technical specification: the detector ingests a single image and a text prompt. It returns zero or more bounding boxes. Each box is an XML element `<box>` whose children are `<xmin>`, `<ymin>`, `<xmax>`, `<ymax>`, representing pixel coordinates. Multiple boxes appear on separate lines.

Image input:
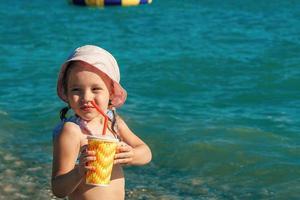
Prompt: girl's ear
<box><xmin>109</xmin><ymin>87</ymin><xmax>115</xmax><ymax>101</ymax></box>
<box><xmin>109</xmin><ymin>82</ymin><xmax>114</xmax><ymax>96</ymax></box>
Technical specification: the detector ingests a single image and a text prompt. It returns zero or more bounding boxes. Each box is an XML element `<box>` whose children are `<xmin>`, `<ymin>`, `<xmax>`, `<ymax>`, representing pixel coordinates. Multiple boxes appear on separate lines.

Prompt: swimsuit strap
<box><xmin>52</xmin><ymin>116</ymin><xmax>81</xmax><ymax>139</ymax></box>
<box><xmin>52</xmin><ymin>109</ymin><xmax>118</xmax><ymax>139</ymax></box>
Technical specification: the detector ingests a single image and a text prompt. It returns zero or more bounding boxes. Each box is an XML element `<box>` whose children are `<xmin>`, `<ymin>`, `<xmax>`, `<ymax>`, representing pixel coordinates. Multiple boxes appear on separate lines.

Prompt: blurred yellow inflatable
<box><xmin>71</xmin><ymin>0</ymin><xmax>152</xmax><ymax>6</ymax></box>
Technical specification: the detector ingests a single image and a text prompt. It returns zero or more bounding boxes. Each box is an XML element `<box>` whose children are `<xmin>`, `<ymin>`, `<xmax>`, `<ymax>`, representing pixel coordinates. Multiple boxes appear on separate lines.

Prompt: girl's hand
<box><xmin>114</xmin><ymin>142</ymin><xmax>134</xmax><ymax>165</ymax></box>
<box><xmin>78</xmin><ymin>145</ymin><xmax>96</xmax><ymax>176</ymax></box>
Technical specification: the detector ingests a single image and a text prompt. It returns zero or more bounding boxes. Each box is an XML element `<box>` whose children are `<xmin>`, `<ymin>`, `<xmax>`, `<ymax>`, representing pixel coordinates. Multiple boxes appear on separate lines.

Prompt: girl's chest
<box><xmin>79</xmin><ymin>130</ymin><xmax>118</xmax><ymax>147</ymax></box>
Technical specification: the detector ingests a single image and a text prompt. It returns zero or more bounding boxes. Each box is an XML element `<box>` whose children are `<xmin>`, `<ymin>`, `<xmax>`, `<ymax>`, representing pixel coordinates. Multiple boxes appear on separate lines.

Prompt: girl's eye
<box><xmin>93</xmin><ymin>87</ymin><xmax>102</xmax><ymax>91</ymax></box>
<box><xmin>71</xmin><ymin>88</ymin><xmax>80</xmax><ymax>92</ymax></box>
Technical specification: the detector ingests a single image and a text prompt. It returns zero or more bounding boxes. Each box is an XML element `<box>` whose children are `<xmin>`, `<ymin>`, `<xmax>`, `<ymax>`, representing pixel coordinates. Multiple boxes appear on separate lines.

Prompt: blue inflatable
<box><xmin>72</xmin><ymin>0</ymin><xmax>152</xmax><ymax>6</ymax></box>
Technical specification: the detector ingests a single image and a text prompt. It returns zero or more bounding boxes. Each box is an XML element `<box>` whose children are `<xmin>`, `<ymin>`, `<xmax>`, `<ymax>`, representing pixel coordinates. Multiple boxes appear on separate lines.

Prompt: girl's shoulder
<box><xmin>115</xmin><ymin>114</ymin><xmax>127</xmax><ymax>128</ymax></box>
<box><xmin>52</xmin><ymin>116</ymin><xmax>82</xmax><ymax>139</ymax></box>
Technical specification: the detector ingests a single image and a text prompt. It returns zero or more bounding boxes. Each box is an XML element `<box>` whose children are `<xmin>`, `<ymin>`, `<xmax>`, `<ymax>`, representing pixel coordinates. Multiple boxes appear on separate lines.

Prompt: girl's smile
<box><xmin>80</xmin><ymin>105</ymin><xmax>94</xmax><ymax>112</ymax></box>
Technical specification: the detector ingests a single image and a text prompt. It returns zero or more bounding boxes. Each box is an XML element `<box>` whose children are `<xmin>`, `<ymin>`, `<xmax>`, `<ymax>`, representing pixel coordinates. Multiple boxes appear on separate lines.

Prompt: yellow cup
<box><xmin>86</xmin><ymin>136</ymin><xmax>118</xmax><ymax>186</ymax></box>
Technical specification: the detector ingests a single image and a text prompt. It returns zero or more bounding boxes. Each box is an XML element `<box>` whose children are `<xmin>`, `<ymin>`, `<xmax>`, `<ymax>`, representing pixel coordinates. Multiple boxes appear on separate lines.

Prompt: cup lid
<box><xmin>87</xmin><ymin>135</ymin><xmax>118</xmax><ymax>142</ymax></box>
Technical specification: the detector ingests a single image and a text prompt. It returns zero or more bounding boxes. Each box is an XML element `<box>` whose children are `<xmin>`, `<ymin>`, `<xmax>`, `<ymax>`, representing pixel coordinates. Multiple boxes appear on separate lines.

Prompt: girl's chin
<box><xmin>78</xmin><ymin>113</ymin><xmax>104</xmax><ymax>122</ymax></box>
<box><xmin>77</xmin><ymin>113</ymin><xmax>96</xmax><ymax>121</ymax></box>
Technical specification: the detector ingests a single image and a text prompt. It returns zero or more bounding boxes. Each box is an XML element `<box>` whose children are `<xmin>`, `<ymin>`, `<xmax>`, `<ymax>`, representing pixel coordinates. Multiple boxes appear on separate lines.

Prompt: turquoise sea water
<box><xmin>1</xmin><ymin>0</ymin><xmax>300</xmax><ymax>199</ymax></box>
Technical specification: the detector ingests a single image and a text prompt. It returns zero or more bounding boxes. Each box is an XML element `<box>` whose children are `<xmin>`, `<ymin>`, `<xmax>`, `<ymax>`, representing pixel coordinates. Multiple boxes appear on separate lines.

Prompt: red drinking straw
<box><xmin>91</xmin><ymin>101</ymin><xmax>108</xmax><ymax>135</ymax></box>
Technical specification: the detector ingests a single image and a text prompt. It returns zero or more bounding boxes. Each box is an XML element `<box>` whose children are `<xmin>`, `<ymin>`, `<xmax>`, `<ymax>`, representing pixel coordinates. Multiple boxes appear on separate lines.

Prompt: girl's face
<box><xmin>66</xmin><ymin>61</ymin><xmax>112</xmax><ymax>121</ymax></box>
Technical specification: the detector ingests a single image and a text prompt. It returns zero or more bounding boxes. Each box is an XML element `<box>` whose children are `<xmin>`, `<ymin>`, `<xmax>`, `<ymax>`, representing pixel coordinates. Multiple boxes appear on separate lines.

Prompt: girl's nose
<box><xmin>81</xmin><ymin>91</ymin><xmax>93</xmax><ymax>103</ymax></box>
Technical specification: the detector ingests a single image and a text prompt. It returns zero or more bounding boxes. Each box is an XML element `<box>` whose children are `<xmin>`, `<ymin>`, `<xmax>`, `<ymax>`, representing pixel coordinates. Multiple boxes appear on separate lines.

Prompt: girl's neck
<box><xmin>82</xmin><ymin>117</ymin><xmax>104</xmax><ymax>135</ymax></box>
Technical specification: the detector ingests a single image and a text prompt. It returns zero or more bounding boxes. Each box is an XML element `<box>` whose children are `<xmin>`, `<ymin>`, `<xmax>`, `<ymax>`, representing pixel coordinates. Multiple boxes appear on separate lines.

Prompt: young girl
<box><xmin>51</xmin><ymin>45</ymin><xmax>152</xmax><ymax>199</ymax></box>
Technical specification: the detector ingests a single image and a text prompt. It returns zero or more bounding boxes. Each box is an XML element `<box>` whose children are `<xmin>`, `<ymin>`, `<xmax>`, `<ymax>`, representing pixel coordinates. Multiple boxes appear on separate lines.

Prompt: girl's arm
<box><xmin>51</xmin><ymin>122</ymin><xmax>95</xmax><ymax>198</ymax></box>
<box><xmin>114</xmin><ymin>116</ymin><xmax>152</xmax><ymax>166</ymax></box>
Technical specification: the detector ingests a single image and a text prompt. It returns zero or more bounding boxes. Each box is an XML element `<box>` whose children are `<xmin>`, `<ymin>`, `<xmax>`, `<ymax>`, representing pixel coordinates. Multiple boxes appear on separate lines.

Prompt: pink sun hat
<box><xmin>57</xmin><ymin>45</ymin><xmax>127</xmax><ymax>108</ymax></box>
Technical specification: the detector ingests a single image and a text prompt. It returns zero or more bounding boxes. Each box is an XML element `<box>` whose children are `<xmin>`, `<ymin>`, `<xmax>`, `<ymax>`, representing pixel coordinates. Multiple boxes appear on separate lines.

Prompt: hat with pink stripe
<box><xmin>57</xmin><ymin>45</ymin><xmax>127</xmax><ymax>108</ymax></box>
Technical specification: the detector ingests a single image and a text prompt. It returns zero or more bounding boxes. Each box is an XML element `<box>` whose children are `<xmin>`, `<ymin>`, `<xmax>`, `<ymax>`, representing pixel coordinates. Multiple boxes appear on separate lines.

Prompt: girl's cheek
<box><xmin>70</xmin><ymin>95</ymin><xmax>81</xmax><ymax>102</ymax></box>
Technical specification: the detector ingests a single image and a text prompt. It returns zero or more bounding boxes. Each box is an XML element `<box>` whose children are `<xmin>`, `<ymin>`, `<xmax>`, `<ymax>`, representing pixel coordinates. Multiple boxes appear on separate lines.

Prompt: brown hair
<box><xmin>59</xmin><ymin>61</ymin><xmax>75</xmax><ymax>120</ymax></box>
